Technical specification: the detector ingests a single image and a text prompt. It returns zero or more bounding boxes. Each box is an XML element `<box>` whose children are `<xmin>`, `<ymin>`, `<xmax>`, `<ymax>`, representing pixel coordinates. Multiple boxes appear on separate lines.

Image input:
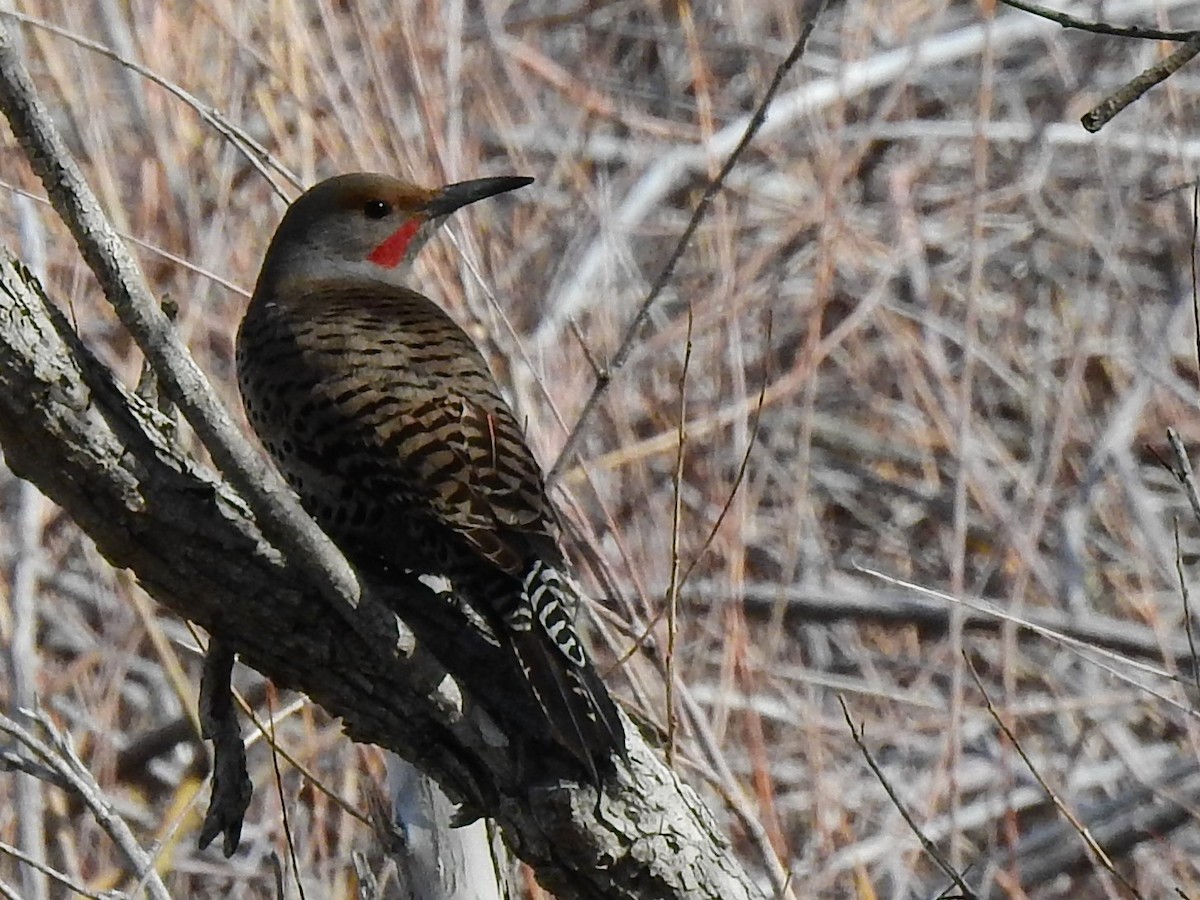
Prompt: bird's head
<box><xmin>254</xmin><ymin>172</ymin><xmax>533</xmax><ymax>294</ymax></box>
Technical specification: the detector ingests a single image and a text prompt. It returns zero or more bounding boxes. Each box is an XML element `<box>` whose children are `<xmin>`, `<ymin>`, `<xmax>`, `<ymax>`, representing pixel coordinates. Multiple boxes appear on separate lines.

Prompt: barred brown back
<box><xmin>238</xmin><ymin>275</ymin><xmax>624</xmax><ymax>773</ymax></box>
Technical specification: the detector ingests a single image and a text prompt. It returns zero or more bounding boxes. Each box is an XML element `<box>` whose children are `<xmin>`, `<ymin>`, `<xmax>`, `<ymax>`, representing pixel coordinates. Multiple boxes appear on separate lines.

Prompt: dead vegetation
<box><xmin>1</xmin><ymin>0</ymin><xmax>1200</xmax><ymax>896</ymax></box>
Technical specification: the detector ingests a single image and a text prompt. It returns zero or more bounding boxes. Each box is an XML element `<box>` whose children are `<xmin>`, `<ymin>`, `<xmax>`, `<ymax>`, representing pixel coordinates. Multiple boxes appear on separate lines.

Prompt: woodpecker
<box><xmin>236</xmin><ymin>173</ymin><xmax>624</xmax><ymax>774</ymax></box>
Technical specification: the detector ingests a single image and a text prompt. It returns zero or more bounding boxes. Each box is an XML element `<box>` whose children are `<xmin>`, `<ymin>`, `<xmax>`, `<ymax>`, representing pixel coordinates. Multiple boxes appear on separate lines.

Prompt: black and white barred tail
<box><xmin>506</xmin><ymin>560</ymin><xmax>626</xmax><ymax>776</ymax></box>
<box><xmin>520</xmin><ymin>560</ymin><xmax>587</xmax><ymax>665</ymax></box>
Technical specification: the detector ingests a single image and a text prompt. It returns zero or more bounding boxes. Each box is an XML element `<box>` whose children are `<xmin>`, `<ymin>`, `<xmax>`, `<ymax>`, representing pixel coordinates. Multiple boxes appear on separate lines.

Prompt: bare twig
<box><xmin>679</xmin><ymin>316</ymin><xmax>771</xmax><ymax>588</ymax></box>
<box><xmin>0</xmin><ymin>9</ymin><xmax>297</xmax><ymax>196</ymax></box>
<box><xmin>1082</xmin><ymin>33</ymin><xmax>1200</xmax><ymax>132</ymax></box>
<box><xmin>985</xmin><ymin>758</ymin><xmax>1200</xmax><ymax>890</ymax></box>
<box><xmin>1166</xmin><ymin>429</ymin><xmax>1200</xmax><ymax>526</ymax></box>
<box><xmin>665</xmin><ymin>306</ymin><xmax>694</xmax><ymax>766</ymax></box>
<box><xmin>0</xmin><ymin>841</ymin><xmax>103</xmax><ymax>900</ymax></box>
<box><xmin>240</xmin><ymin>704</ymin><xmax>370</xmax><ymax>827</ymax></box>
<box><xmin>0</xmin><ymin>709</ymin><xmax>172</xmax><ymax>900</ymax></box>
<box><xmin>1192</xmin><ymin>180</ymin><xmax>1199</xmax><ymax>390</ymax></box>
<box><xmin>996</xmin><ymin>1</ymin><xmax>1200</xmax><ymax>131</ymax></box>
<box><xmin>1166</xmin><ymin>435</ymin><xmax>1200</xmax><ymax>698</ymax></box>
<box><xmin>0</xmin><ymin>20</ymin><xmax>363</xmax><ymax>616</ymax></box>
<box><xmin>838</xmin><ymin>696</ymin><xmax>976</xmax><ymax>899</ymax></box>
<box><xmin>547</xmin><ymin>2</ymin><xmax>827</xmax><ymax>482</ymax></box>
<box><xmin>964</xmin><ymin>656</ymin><xmax>1144</xmax><ymax>899</ymax></box>
<box><xmin>997</xmin><ymin>0</ymin><xmax>1199</xmax><ymax>41</ymax></box>
<box><xmin>0</xmin><ymin>180</ymin><xmax>250</xmax><ymax>297</ymax></box>
<box><xmin>267</xmin><ymin>689</ymin><xmax>308</xmax><ymax>900</ymax></box>
<box><xmin>1172</xmin><ymin>520</ymin><xmax>1200</xmax><ymax>699</ymax></box>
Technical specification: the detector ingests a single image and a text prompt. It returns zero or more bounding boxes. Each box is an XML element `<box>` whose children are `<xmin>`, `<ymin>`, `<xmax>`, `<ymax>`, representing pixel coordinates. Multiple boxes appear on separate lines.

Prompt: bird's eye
<box><xmin>363</xmin><ymin>199</ymin><xmax>392</xmax><ymax>219</ymax></box>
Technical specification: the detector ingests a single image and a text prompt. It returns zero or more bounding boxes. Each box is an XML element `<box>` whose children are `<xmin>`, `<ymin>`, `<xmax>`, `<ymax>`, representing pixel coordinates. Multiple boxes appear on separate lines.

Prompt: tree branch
<box><xmin>0</xmin><ymin>18</ymin><xmax>361</xmax><ymax>615</ymax></box>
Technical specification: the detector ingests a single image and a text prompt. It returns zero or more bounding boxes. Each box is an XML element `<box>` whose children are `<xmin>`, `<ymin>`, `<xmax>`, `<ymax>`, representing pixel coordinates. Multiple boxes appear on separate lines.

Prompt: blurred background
<box><xmin>1</xmin><ymin>0</ymin><xmax>1200</xmax><ymax>896</ymax></box>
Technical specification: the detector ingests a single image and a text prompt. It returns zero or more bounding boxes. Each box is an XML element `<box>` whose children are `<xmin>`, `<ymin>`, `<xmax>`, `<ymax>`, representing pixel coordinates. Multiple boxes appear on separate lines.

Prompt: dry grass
<box><xmin>2</xmin><ymin>0</ymin><xmax>1200</xmax><ymax>896</ymax></box>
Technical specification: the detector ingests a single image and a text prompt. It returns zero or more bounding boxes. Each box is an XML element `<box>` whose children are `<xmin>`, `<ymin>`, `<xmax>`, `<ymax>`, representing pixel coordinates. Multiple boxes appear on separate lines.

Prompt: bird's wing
<box><xmin>284</xmin><ymin>281</ymin><xmax>564</xmax><ymax>576</ymax></box>
<box><xmin>431</xmin><ymin>391</ymin><xmax>564</xmax><ymax>575</ymax></box>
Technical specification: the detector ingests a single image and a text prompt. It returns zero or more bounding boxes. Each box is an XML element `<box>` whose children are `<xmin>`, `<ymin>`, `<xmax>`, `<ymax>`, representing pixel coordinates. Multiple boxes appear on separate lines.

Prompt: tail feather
<box><xmin>510</xmin><ymin>627</ymin><xmax>625</xmax><ymax>777</ymax></box>
<box><xmin>509</xmin><ymin>560</ymin><xmax>625</xmax><ymax>775</ymax></box>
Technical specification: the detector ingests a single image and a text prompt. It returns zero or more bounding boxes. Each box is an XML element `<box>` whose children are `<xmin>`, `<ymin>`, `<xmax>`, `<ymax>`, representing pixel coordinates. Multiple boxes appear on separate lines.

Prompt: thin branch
<box><xmin>1082</xmin><ymin>33</ymin><xmax>1200</xmax><ymax>132</ymax></box>
<box><xmin>679</xmin><ymin>315</ymin><xmax>772</xmax><ymax>588</ymax></box>
<box><xmin>547</xmin><ymin>2</ymin><xmax>826</xmax><ymax>482</ymax></box>
<box><xmin>235</xmin><ymin>696</ymin><xmax>371</xmax><ymax>828</ymax></box>
<box><xmin>1166</xmin><ymin>429</ymin><xmax>1200</xmax><ymax>526</ymax></box>
<box><xmin>1166</xmin><ymin>435</ymin><xmax>1200</xmax><ymax>699</ymax></box>
<box><xmin>989</xmin><ymin>758</ymin><xmax>1200</xmax><ymax>889</ymax></box>
<box><xmin>0</xmin><ymin>840</ymin><xmax>106</xmax><ymax>900</ymax></box>
<box><xmin>267</xmin><ymin>689</ymin><xmax>308</xmax><ymax>900</ymax></box>
<box><xmin>0</xmin><ymin>9</ymin><xmax>297</xmax><ymax>195</ymax></box>
<box><xmin>838</xmin><ymin>697</ymin><xmax>976</xmax><ymax>899</ymax></box>
<box><xmin>997</xmin><ymin>0</ymin><xmax>1199</xmax><ymax>41</ymax></box>
<box><xmin>996</xmin><ymin>1</ymin><xmax>1200</xmax><ymax>131</ymax></box>
<box><xmin>665</xmin><ymin>306</ymin><xmax>694</xmax><ymax>766</ymax></box>
<box><xmin>1193</xmin><ymin>179</ymin><xmax>1200</xmax><ymax>393</ymax></box>
<box><xmin>963</xmin><ymin>655</ymin><xmax>1145</xmax><ymax>899</ymax></box>
<box><xmin>0</xmin><ymin>709</ymin><xmax>172</xmax><ymax>900</ymax></box>
<box><xmin>0</xmin><ymin>19</ymin><xmax>364</xmax><ymax>618</ymax></box>
<box><xmin>1172</xmin><ymin>519</ymin><xmax>1200</xmax><ymax>700</ymax></box>
<box><xmin>0</xmin><ymin>180</ymin><xmax>250</xmax><ymax>297</ymax></box>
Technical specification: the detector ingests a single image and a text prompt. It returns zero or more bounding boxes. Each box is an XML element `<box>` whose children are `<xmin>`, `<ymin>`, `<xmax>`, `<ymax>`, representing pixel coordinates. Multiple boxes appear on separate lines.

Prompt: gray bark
<box><xmin>388</xmin><ymin>753</ymin><xmax>510</xmax><ymax>900</ymax></box>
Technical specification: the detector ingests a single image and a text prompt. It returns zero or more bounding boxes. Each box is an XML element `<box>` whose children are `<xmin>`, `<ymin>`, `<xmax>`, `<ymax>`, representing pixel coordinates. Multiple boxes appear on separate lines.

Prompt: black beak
<box><xmin>425</xmin><ymin>176</ymin><xmax>534</xmax><ymax>217</ymax></box>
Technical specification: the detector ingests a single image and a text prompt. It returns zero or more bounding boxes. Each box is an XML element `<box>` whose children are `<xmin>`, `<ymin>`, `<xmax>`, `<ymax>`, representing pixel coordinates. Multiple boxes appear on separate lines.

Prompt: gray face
<box><xmin>251</xmin><ymin>172</ymin><xmax>533</xmax><ymax>298</ymax></box>
<box><xmin>254</xmin><ymin>173</ymin><xmax>441</xmax><ymax>295</ymax></box>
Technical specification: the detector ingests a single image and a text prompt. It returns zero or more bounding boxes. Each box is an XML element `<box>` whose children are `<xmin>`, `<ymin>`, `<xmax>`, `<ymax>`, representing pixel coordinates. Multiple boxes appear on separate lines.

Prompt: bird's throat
<box><xmin>367</xmin><ymin>219</ymin><xmax>422</xmax><ymax>269</ymax></box>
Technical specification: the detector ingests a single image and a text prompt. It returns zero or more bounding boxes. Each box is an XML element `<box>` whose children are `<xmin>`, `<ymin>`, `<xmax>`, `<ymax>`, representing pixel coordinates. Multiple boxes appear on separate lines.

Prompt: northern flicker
<box><xmin>236</xmin><ymin>172</ymin><xmax>624</xmax><ymax>775</ymax></box>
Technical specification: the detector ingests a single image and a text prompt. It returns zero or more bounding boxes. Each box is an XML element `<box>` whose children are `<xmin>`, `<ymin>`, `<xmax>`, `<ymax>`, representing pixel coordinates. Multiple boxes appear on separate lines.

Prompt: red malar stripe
<box><xmin>368</xmin><ymin>218</ymin><xmax>422</xmax><ymax>268</ymax></box>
